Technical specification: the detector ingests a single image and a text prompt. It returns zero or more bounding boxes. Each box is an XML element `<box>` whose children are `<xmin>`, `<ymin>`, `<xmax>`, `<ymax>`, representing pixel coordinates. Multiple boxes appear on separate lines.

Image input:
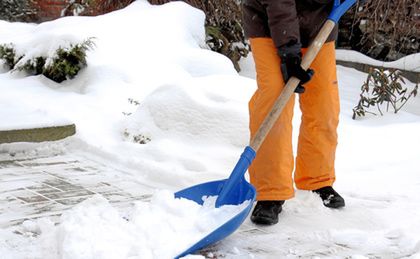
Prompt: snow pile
<box><xmin>336</xmin><ymin>50</ymin><xmax>420</xmax><ymax>72</ymax></box>
<box><xmin>56</xmin><ymin>192</ymin><xmax>248</xmax><ymax>259</ymax></box>
<box><xmin>123</xmin><ymin>77</ymin><xmax>252</xmax><ymax>148</ymax></box>
<box><xmin>0</xmin><ymin>0</ymin><xmax>255</xmax><ymax>184</ymax></box>
<box><xmin>3</xmin><ymin>191</ymin><xmax>249</xmax><ymax>259</ymax></box>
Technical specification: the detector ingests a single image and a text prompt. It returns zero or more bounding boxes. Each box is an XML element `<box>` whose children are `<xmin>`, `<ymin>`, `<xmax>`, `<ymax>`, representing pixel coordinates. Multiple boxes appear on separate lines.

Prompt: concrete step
<box><xmin>0</xmin><ymin>124</ymin><xmax>76</xmax><ymax>144</ymax></box>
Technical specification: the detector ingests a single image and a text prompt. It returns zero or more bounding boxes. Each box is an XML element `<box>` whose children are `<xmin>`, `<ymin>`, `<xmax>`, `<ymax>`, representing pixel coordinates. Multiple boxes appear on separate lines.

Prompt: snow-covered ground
<box><xmin>1</xmin><ymin>0</ymin><xmax>420</xmax><ymax>258</ymax></box>
<box><xmin>336</xmin><ymin>50</ymin><xmax>420</xmax><ymax>72</ymax></box>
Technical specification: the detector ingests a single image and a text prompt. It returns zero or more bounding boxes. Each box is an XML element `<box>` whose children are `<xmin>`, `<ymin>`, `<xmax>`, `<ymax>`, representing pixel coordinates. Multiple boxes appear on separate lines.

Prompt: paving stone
<box><xmin>42</xmin><ymin>178</ymin><xmax>73</xmax><ymax>187</ymax></box>
<box><xmin>0</xmin><ymin>193</ymin><xmax>26</xmax><ymax>208</ymax></box>
<box><xmin>36</xmin><ymin>188</ymin><xmax>63</xmax><ymax>195</ymax></box>
<box><xmin>0</xmin><ymin>150</ymin><xmax>154</xmax><ymax>227</ymax></box>
<box><xmin>65</xmin><ymin>167</ymin><xmax>88</xmax><ymax>172</ymax></box>
<box><xmin>88</xmin><ymin>185</ymin><xmax>123</xmax><ymax>195</ymax></box>
<box><xmin>1</xmin><ymin>172</ymin><xmax>50</xmax><ymax>183</ymax></box>
<box><xmin>1</xmin><ymin>201</ymin><xmax>68</xmax><ymax>227</ymax></box>
<box><xmin>43</xmin><ymin>189</ymin><xmax>95</xmax><ymax>200</ymax></box>
<box><xmin>26</xmin><ymin>184</ymin><xmax>62</xmax><ymax>194</ymax></box>
<box><xmin>53</xmin><ymin>184</ymin><xmax>85</xmax><ymax>192</ymax></box>
<box><xmin>15</xmin><ymin>194</ymin><xmax>49</xmax><ymax>204</ymax></box>
<box><xmin>0</xmin><ymin>160</ymin><xmax>23</xmax><ymax>168</ymax></box>
<box><xmin>55</xmin><ymin>196</ymin><xmax>93</xmax><ymax>206</ymax></box>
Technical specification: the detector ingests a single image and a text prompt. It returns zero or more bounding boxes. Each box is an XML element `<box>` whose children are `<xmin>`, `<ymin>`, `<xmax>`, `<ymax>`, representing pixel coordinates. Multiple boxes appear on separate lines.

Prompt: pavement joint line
<box><xmin>54</xmin><ymin>194</ymin><xmax>95</xmax><ymax>202</ymax></box>
<box><xmin>22</xmin><ymin>187</ymin><xmax>55</xmax><ymax>203</ymax></box>
<box><xmin>38</xmin><ymin>182</ymin><xmax>65</xmax><ymax>193</ymax></box>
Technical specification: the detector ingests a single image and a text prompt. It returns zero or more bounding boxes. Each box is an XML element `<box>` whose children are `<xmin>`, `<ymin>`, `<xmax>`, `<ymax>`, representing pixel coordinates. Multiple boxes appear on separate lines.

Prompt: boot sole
<box><xmin>250</xmin><ymin>215</ymin><xmax>279</xmax><ymax>225</ymax></box>
<box><xmin>324</xmin><ymin>200</ymin><xmax>345</xmax><ymax>209</ymax></box>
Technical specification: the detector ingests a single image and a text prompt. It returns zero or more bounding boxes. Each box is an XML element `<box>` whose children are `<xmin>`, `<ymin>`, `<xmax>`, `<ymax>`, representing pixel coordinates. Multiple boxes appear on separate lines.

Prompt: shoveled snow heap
<box><xmin>2</xmin><ymin>191</ymin><xmax>249</xmax><ymax>259</ymax></box>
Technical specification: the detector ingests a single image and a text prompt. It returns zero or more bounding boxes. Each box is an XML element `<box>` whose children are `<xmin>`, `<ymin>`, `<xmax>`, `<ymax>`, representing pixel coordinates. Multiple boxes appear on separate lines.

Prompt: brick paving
<box><xmin>0</xmin><ymin>151</ymin><xmax>154</xmax><ymax>227</ymax></box>
<box><xmin>0</xmin><ymin>144</ymin><xmax>281</xmax><ymax>258</ymax></box>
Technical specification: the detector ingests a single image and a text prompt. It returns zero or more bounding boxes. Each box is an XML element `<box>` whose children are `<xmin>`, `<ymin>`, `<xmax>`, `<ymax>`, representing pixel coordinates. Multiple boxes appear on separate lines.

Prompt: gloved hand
<box><xmin>278</xmin><ymin>42</ymin><xmax>314</xmax><ymax>94</ymax></box>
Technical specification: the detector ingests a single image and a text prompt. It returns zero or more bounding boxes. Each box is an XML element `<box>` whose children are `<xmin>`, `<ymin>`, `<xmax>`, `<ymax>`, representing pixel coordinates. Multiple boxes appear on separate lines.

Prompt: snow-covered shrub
<box><xmin>42</xmin><ymin>38</ymin><xmax>95</xmax><ymax>82</ymax></box>
<box><xmin>0</xmin><ymin>38</ymin><xmax>95</xmax><ymax>83</ymax></box>
<box><xmin>0</xmin><ymin>44</ymin><xmax>18</xmax><ymax>69</ymax></box>
<box><xmin>352</xmin><ymin>68</ymin><xmax>419</xmax><ymax>119</ymax></box>
<box><xmin>18</xmin><ymin>56</ymin><xmax>47</xmax><ymax>75</ymax></box>
<box><xmin>122</xmin><ymin>98</ymin><xmax>152</xmax><ymax>144</ymax></box>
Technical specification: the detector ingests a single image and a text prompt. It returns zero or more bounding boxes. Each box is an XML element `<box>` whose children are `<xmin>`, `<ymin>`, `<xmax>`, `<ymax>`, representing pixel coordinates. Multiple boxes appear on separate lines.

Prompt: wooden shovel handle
<box><xmin>250</xmin><ymin>20</ymin><xmax>337</xmax><ymax>152</ymax></box>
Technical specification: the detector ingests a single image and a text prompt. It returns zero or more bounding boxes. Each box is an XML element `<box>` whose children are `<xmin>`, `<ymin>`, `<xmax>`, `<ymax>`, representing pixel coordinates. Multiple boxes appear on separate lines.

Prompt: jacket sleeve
<box><xmin>259</xmin><ymin>0</ymin><xmax>301</xmax><ymax>49</ymax></box>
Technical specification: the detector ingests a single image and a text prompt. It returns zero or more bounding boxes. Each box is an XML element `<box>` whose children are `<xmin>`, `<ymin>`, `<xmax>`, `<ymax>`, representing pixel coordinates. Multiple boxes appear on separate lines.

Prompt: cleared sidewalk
<box><xmin>0</xmin><ymin>149</ymin><xmax>154</xmax><ymax>227</ymax></box>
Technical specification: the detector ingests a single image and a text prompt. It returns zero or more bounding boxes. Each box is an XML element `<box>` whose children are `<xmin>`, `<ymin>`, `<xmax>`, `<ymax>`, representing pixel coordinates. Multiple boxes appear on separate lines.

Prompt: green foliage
<box><xmin>43</xmin><ymin>38</ymin><xmax>95</xmax><ymax>82</ymax></box>
<box><xmin>0</xmin><ymin>44</ymin><xmax>19</xmax><ymax>69</ymax></box>
<box><xmin>0</xmin><ymin>38</ymin><xmax>95</xmax><ymax>83</ymax></box>
<box><xmin>18</xmin><ymin>57</ymin><xmax>46</xmax><ymax>75</ymax></box>
<box><xmin>352</xmin><ymin>68</ymin><xmax>418</xmax><ymax>119</ymax></box>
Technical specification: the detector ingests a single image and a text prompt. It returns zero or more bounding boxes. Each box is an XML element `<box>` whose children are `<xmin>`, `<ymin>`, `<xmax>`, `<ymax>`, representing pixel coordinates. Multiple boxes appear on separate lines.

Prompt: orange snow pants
<box><xmin>249</xmin><ymin>38</ymin><xmax>340</xmax><ymax>201</ymax></box>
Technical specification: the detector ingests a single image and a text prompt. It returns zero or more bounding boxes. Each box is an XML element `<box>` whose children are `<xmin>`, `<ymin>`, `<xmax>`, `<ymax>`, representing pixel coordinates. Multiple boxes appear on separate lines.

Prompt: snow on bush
<box><xmin>0</xmin><ymin>37</ymin><xmax>94</xmax><ymax>83</ymax></box>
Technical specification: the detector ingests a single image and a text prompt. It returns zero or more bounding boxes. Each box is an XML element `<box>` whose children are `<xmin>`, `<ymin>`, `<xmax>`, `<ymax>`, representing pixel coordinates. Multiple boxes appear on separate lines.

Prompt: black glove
<box><xmin>278</xmin><ymin>42</ymin><xmax>314</xmax><ymax>94</ymax></box>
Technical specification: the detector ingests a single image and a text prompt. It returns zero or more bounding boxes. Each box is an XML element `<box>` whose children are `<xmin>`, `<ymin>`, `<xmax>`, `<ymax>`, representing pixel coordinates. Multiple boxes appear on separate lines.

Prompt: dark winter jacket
<box><xmin>242</xmin><ymin>0</ymin><xmax>338</xmax><ymax>48</ymax></box>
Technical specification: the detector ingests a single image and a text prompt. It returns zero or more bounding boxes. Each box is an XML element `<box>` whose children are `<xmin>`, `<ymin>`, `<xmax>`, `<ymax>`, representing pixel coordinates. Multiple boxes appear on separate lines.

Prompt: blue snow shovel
<box><xmin>175</xmin><ymin>0</ymin><xmax>357</xmax><ymax>257</ymax></box>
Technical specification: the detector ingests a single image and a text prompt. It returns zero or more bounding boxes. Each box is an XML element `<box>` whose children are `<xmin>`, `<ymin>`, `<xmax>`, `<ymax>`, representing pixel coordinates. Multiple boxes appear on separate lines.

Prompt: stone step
<box><xmin>0</xmin><ymin>124</ymin><xmax>76</xmax><ymax>144</ymax></box>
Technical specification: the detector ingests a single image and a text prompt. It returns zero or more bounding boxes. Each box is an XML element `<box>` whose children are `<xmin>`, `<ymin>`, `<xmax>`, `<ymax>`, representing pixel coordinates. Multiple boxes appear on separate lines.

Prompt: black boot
<box><xmin>250</xmin><ymin>200</ymin><xmax>284</xmax><ymax>225</ymax></box>
<box><xmin>313</xmin><ymin>186</ymin><xmax>345</xmax><ymax>209</ymax></box>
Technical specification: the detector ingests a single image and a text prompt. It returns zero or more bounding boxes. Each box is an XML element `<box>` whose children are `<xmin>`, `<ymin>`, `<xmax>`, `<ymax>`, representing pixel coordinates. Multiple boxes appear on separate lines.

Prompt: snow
<box><xmin>0</xmin><ymin>191</ymin><xmax>249</xmax><ymax>259</ymax></box>
<box><xmin>336</xmin><ymin>50</ymin><xmax>420</xmax><ymax>72</ymax></box>
<box><xmin>1</xmin><ymin>0</ymin><xmax>420</xmax><ymax>258</ymax></box>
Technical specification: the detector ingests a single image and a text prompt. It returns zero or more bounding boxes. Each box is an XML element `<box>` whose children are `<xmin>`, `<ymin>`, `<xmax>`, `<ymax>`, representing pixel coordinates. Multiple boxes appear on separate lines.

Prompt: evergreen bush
<box><xmin>42</xmin><ymin>38</ymin><xmax>95</xmax><ymax>82</ymax></box>
<box><xmin>0</xmin><ymin>44</ymin><xmax>19</xmax><ymax>69</ymax></box>
<box><xmin>0</xmin><ymin>38</ymin><xmax>95</xmax><ymax>83</ymax></box>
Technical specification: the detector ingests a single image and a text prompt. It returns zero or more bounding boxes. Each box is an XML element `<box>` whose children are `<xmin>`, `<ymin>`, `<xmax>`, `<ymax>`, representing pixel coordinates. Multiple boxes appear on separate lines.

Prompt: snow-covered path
<box><xmin>1</xmin><ymin>133</ymin><xmax>420</xmax><ymax>258</ymax></box>
<box><xmin>0</xmin><ymin>140</ymin><xmax>155</xmax><ymax>228</ymax></box>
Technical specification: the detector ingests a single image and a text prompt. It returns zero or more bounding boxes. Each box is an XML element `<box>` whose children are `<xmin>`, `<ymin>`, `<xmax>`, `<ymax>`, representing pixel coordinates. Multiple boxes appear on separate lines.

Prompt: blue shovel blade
<box><xmin>174</xmin><ymin>179</ymin><xmax>256</xmax><ymax>258</ymax></box>
<box><xmin>174</xmin><ymin>147</ymin><xmax>257</xmax><ymax>258</ymax></box>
